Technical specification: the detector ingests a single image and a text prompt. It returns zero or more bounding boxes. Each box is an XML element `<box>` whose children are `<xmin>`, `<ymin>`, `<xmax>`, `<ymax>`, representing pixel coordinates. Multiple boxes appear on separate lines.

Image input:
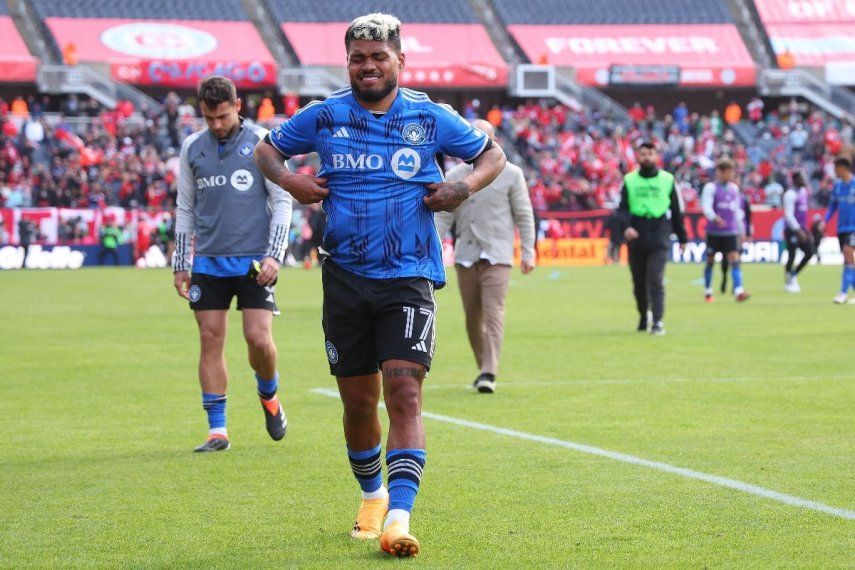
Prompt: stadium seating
<box><xmin>31</xmin><ymin>0</ymin><xmax>248</xmax><ymax>21</ymax></box>
<box><xmin>491</xmin><ymin>0</ymin><xmax>733</xmax><ymax>25</ymax></box>
<box><xmin>264</xmin><ymin>0</ymin><xmax>477</xmax><ymax>23</ymax></box>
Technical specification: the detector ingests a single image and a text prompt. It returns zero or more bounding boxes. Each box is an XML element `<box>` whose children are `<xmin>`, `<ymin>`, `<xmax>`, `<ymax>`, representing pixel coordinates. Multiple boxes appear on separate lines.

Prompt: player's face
<box><xmin>347</xmin><ymin>39</ymin><xmax>404</xmax><ymax>104</ymax></box>
<box><xmin>637</xmin><ymin>147</ymin><xmax>657</xmax><ymax>170</ymax></box>
<box><xmin>200</xmin><ymin>99</ymin><xmax>242</xmax><ymax>139</ymax></box>
<box><xmin>835</xmin><ymin>164</ymin><xmax>851</xmax><ymax>179</ymax></box>
<box><xmin>716</xmin><ymin>167</ymin><xmax>734</xmax><ymax>183</ymax></box>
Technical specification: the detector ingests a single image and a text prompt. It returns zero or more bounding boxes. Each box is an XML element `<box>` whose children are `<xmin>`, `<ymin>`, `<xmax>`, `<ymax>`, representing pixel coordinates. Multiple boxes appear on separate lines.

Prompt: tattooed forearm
<box><xmin>385</xmin><ymin>367</ymin><xmax>427</xmax><ymax>380</ymax></box>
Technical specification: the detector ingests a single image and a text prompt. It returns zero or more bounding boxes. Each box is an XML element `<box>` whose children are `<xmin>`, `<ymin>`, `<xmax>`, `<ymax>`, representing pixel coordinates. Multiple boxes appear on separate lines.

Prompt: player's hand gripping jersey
<box><xmin>269</xmin><ymin>88</ymin><xmax>489</xmax><ymax>285</ymax></box>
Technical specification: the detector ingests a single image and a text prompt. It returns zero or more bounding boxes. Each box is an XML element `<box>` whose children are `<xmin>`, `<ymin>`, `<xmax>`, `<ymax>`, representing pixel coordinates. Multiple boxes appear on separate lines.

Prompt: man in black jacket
<box><xmin>618</xmin><ymin>142</ymin><xmax>687</xmax><ymax>335</ymax></box>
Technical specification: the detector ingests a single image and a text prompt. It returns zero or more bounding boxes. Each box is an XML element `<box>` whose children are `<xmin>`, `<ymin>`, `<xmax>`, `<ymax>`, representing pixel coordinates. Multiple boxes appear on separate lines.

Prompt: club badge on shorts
<box><xmin>325</xmin><ymin>341</ymin><xmax>339</xmax><ymax>364</ymax></box>
<box><xmin>188</xmin><ymin>285</ymin><xmax>202</xmax><ymax>302</ymax></box>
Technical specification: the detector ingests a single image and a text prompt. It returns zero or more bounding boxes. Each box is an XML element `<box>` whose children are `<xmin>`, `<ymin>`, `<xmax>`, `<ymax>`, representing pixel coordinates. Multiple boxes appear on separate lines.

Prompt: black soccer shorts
<box><xmin>838</xmin><ymin>231</ymin><xmax>855</xmax><ymax>250</ymax></box>
<box><xmin>706</xmin><ymin>234</ymin><xmax>739</xmax><ymax>254</ymax></box>
<box><xmin>188</xmin><ymin>272</ymin><xmax>280</xmax><ymax>314</ymax></box>
<box><xmin>321</xmin><ymin>259</ymin><xmax>436</xmax><ymax>377</ymax></box>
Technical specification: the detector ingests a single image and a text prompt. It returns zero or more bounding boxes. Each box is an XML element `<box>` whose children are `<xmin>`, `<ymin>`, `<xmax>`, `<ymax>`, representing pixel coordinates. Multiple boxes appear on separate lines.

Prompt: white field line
<box><xmin>311</xmin><ymin>388</ymin><xmax>855</xmax><ymax>521</ymax></box>
<box><xmin>421</xmin><ymin>375</ymin><xmax>853</xmax><ymax>391</ymax></box>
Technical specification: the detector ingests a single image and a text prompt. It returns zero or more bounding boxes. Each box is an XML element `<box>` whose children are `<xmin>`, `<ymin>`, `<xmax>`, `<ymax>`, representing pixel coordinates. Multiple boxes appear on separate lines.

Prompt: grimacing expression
<box><xmin>637</xmin><ymin>147</ymin><xmax>657</xmax><ymax>169</ymax></box>
<box><xmin>347</xmin><ymin>39</ymin><xmax>404</xmax><ymax>103</ymax></box>
<box><xmin>200</xmin><ymin>99</ymin><xmax>241</xmax><ymax>138</ymax></box>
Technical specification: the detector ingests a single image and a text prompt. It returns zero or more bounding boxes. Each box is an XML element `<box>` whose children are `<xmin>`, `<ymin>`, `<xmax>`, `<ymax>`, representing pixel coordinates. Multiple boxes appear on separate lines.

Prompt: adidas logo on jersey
<box><xmin>411</xmin><ymin>341</ymin><xmax>428</xmax><ymax>353</ymax></box>
<box><xmin>332</xmin><ymin>127</ymin><xmax>350</xmax><ymax>138</ymax></box>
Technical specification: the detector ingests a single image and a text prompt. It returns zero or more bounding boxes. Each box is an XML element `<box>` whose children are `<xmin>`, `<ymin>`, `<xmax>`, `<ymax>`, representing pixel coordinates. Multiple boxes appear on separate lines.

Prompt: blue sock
<box><xmin>256</xmin><ymin>372</ymin><xmax>278</xmax><ymax>399</ymax></box>
<box><xmin>348</xmin><ymin>444</ymin><xmax>383</xmax><ymax>493</ymax></box>
<box><xmin>703</xmin><ymin>263</ymin><xmax>713</xmax><ymax>289</ymax></box>
<box><xmin>386</xmin><ymin>449</ymin><xmax>426</xmax><ymax>512</ymax></box>
<box><xmin>732</xmin><ymin>262</ymin><xmax>744</xmax><ymax>291</ymax></box>
<box><xmin>844</xmin><ymin>264</ymin><xmax>855</xmax><ymax>293</ymax></box>
<box><xmin>202</xmin><ymin>393</ymin><xmax>227</xmax><ymax>434</ymax></box>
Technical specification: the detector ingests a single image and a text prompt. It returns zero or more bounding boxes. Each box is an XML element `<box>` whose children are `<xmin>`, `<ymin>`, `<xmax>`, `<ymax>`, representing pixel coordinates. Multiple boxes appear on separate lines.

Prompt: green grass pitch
<box><xmin>1</xmin><ymin>263</ymin><xmax>852</xmax><ymax>567</ymax></box>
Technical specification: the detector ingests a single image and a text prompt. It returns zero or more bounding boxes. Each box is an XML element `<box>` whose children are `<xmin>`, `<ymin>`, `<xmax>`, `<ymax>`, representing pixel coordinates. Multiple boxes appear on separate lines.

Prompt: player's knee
<box><xmin>342</xmin><ymin>393</ymin><xmax>377</xmax><ymax>422</ymax></box>
<box><xmin>199</xmin><ymin>327</ymin><xmax>225</xmax><ymax>350</ymax></box>
<box><xmin>386</xmin><ymin>386</ymin><xmax>421</xmax><ymax>420</ymax></box>
<box><xmin>244</xmin><ymin>329</ymin><xmax>272</xmax><ymax>353</ymax></box>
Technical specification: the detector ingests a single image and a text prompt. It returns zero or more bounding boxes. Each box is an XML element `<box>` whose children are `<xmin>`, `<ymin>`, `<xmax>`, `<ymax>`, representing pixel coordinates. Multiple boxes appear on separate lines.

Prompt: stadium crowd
<box><xmin>2</xmin><ymin>93</ymin><xmax>853</xmax><ymax>220</ymax></box>
<box><xmin>488</xmin><ymin>98</ymin><xmax>853</xmax><ymax>212</ymax></box>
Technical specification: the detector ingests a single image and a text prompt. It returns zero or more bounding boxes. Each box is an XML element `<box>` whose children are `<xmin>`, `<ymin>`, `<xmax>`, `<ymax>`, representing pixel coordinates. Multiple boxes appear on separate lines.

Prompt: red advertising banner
<box><xmin>44</xmin><ymin>18</ymin><xmax>277</xmax><ymax>87</ymax></box>
<box><xmin>754</xmin><ymin>0</ymin><xmax>855</xmax><ymax>23</ymax></box>
<box><xmin>508</xmin><ymin>24</ymin><xmax>756</xmax><ymax>86</ymax></box>
<box><xmin>539</xmin><ymin>208</ymin><xmax>836</xmax><ymax>241</ymax></box>
<box><xmin>111</xmin><ymin>60</ymin><xmax>278</xmax><ymax>89</ymax></box>
<box><xmin>0</xmin><ymin>17</ymin><xmax>38</xmax><ymax>82</ymax></box>
<box><xmin>281</xmin><ymin>23</ymin><xmax>507</xmax><ymax>87</ymax></box>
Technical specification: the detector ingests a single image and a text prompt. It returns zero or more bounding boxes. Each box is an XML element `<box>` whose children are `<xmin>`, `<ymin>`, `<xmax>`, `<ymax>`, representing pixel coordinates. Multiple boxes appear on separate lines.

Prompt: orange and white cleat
<box><xmin>350</xmin><ymin>493</ymin><xmax>389</xmax><ymax>540</ymax></box>
<box><xmin>380</xmin><ymin>521</ymin><xmax>420</xmax><ymax>557</ymax></box>
<box><xmin>193</xmin><ymin>434</ymin><xmax>230</xmax><ymax>453</ymax></box>
<box><xmin>259</xmin><ymin>394</ymin><xmax>287</xmax><ymax>441</ymax></box>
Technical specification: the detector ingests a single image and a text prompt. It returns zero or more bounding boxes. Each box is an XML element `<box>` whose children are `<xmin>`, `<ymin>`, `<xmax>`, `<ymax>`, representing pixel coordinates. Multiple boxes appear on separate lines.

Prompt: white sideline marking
<box><xmin>311</xmin><ymin>388</ymin><xmax>855</xmax><ymax>521</ymax></box>
<box><xmin>421</xmin><ymin>374</ymin><xmax>853</xmax><ymax>391</ymax></box>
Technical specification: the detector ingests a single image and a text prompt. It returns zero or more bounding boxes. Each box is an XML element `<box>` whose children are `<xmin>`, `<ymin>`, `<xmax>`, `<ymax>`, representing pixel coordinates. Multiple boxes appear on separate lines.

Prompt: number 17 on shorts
<box><xmin>402</xmin><ymin>306</ymin><xmax>435</xmax><ymax>356</ymax></box>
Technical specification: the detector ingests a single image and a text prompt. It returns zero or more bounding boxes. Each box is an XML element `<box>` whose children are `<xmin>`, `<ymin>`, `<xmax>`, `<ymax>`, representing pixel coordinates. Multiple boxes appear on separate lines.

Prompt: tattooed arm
<box><xmin>423</xmin><ymin>143</ymin><xmax>506</xmax><ymax>212</ymax></box>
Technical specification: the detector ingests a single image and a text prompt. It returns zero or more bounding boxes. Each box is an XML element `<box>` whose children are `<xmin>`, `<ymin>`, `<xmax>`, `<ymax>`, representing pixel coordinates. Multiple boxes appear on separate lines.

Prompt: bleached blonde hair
<box><xmin>345</xmin><ymin>13</ymin><xmax>402</xmax><ymax>51</ymax></box>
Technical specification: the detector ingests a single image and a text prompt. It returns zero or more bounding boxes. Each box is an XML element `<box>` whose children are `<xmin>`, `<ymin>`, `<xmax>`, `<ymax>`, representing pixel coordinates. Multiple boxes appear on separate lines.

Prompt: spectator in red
<box><xmin>628</xmin><ymin>102</ymin><xmax>645</xmax><ymax>123</ymax></box>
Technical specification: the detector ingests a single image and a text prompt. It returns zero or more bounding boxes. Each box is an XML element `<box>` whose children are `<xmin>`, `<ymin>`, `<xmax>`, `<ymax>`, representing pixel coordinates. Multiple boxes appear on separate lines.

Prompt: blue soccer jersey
<box><xmin>269</xmin><ymin>87</ymin><xmax>489</xmax><ymax>285</ymax></box>
<box><xmin>825</xmin><ymin>178</ymin><xmax>855</xmax><ymax>233</ymax></box>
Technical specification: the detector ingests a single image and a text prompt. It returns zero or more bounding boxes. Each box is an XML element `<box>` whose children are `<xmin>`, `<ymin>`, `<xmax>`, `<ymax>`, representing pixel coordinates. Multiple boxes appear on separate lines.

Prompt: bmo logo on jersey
<box><xmin>391</xmin><ymin>148</ymin><xmax>421</xmax><ymax>180</ymax></box>
<box><xmin>197</xmin><ymin>175</ymin><xmax>226</xmax><ymax>189</ymax></box>
<box><xmin>331</xmin><ymin>153</ymin><xmax>384</xmax><ymax>170</ymax></box>
<box><xmin>231</xmin><ymin>169</ymin><xmax>254</xmax><ymax>191</ymax></box>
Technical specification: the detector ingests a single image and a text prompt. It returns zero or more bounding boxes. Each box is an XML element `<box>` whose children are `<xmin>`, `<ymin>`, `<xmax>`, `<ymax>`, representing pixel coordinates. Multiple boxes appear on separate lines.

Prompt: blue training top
<box><xmin>825</xmin><ymin>178</ymin><xmax>855</xmax><ymax>233</ymax></box>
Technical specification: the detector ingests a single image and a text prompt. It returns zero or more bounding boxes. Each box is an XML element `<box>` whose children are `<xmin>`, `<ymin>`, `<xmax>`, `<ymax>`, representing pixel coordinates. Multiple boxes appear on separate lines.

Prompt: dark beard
<box><xmin>350</xmin><ymin>76</ymin><xmax>397</xmax><ymax>104</ymax></box>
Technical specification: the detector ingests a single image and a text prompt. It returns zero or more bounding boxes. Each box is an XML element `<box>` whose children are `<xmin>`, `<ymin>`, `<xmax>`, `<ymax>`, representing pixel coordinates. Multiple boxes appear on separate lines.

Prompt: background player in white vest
<box><xmin>173</xmin><ymin>76</ymin><xmax>293</xmax><ymax>453</ymax></box>
<box><xmin>435</xmin><ymin>120</ymin><xmax>535</xmax><ymax>394</ymax></box>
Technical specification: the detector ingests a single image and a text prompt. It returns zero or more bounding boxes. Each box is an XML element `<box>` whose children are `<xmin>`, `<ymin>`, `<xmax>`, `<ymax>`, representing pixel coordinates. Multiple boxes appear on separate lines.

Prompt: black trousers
<box><xmin>784</xmin><ymin>228</ymin><xmax>814</xmax><ymax>275</ymax></box>
<box><xmin>628</xmin><ymin>246</ymin><xmax>669</xmax><ymax>323</ymax></box>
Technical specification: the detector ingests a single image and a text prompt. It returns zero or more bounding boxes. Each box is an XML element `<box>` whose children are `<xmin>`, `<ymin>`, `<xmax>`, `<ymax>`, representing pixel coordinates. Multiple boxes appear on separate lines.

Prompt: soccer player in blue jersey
<box><xmin>173</xmin><ymin>77</ymin><xmax>292</xmax><ymax>452</ymax></box>
<box><xmin>254</xmin><ymin>13</ymin><xmax>506</xmax><ymax>557</ymax></box>
<box><xmin>819</xmin><ymin>156</ymin><xmax>855</xmax><ymax>304</ymax></box>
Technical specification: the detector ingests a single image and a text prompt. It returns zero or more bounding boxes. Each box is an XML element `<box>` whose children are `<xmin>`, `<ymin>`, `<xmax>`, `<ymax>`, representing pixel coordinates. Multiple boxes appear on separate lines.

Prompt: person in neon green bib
<box><xmin>618</xmin><ymin>142</ymin><xmax>687</xmax><ymax>336</ymax></box>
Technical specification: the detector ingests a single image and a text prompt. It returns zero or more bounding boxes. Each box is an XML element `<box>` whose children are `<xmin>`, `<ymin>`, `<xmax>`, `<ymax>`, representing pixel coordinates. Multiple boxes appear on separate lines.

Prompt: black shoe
<box><xmin>650</xmin><ymin>322</ymin><xmax>666</xmax><ymax>336</ymax></box>
<box><xmin>260</xmin><ymin>393</ymin><xmax>287</xmax><ymax>441</ymax></box>
<box><xmin>193</xmin><ymin>435</ymin><xmax>230</xmax><ymax>452</ymax></box>
<box><xmin>473</xmin><ymin>373</ymin><xmax>496</xmax><ymax>394</ymax></box>
<box><xmin>637</xmin><ymin>316</ymin><xmax>648</xmax><ymax>332</ymax></box>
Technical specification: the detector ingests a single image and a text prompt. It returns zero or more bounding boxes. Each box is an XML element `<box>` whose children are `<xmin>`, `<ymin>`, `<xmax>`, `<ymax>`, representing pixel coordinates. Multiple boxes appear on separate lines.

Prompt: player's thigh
<box><xmin>236</xmin><ymin>274</ymin><xmax>280</xmax><ymax>315</ymax></box>
<box><xmin>322</xmin><ymin>262</ymin><xmax>377</xmax><ymax>376</ymax></box>
<box><xmin>336</xmin><ymin>373</ymin><xmax>382</xmax><ymax>416</ymax></box>
<box><xmin>194</xmin><ymin>309</ymin><xmax>229</xmax><ymax>351</ymax></box>
<box><xmin>381</xmin><ymin>359</ymin><xmax>425</xmax><ymax>410</ymax></box>
<box><xmin>840</xmin><ymin>233</ymin><xmax>855</xmax><ymax>263</ymax></box>
<box><xmin>373</xmin><ymin>278</ymin><xmax>436</xmax><ymax>370</ymax></box>
<box><xmin>241</xmin><ymin>308</ymin><xmax>273</xmax><ymax>346</ymax></box>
